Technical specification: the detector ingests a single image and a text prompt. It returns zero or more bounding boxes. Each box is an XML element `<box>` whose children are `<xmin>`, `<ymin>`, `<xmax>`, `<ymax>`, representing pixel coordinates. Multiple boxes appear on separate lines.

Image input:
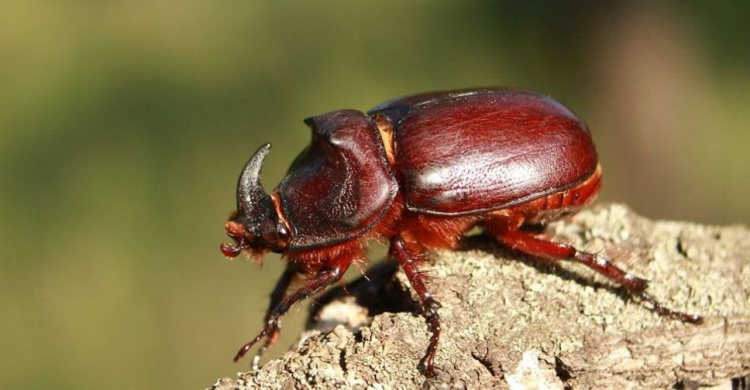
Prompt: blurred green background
<box><xmin>1</xmin><ymin>1</ymin><xmax>748</xmax><ymax>389</ymax></box>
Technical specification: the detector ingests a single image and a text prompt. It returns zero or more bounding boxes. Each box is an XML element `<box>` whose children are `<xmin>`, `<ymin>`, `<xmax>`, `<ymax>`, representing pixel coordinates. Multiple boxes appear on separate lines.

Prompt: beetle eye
<box><xmin>276</xmin><ymin>223</ymin><xmax>290</xmax><ymax>241</ymax></box>
<box><xmin>260</xmin><ymin>219</ymin><xmax>292</xmax><ymax>251</ymax></box>
<box><xmin>261</xmin><ymin>219</ymin><xmax>277</xmax><ymax>244</ymax></box>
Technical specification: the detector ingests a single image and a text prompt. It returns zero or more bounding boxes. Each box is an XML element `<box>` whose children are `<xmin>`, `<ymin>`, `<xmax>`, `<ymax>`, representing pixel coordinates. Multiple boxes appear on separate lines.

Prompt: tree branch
<box><xmin>210</xmin><ymin>203</ymin><xmax>750</xmax><ymax>389</ymax></box>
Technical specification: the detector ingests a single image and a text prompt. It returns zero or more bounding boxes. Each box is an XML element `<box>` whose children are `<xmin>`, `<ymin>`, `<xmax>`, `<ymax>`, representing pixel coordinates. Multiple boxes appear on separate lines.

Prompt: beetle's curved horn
<box><xmin>236</xmin><ymin>143</ymin><xmax>274</xmax><ymax>223</ymax></box>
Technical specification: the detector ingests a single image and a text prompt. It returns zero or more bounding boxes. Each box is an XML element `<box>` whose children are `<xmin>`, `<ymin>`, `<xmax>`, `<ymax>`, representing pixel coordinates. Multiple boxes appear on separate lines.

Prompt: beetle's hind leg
<box><xmin>233</xmin><ymin>259</ymin><xmax>352</xmax><ymax>367</ymax></box>
<box><xmin>493</xmin><ymin>230</ymin><xmax>702</xmax><ymax>323</ymax></box>
<box><xmin>388</xmin><ymin>236</ymin><xmax>442</xmax><ymax>378</ymax></box>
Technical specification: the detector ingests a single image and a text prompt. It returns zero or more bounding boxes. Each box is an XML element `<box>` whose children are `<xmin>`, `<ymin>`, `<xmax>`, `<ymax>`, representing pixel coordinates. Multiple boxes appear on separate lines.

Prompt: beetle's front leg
<box><xmin>247</xmin><ymin>265</ymin><xmax>298</xmax><ymax>369</ymax></box>
<box><xmin>233</xmin><ymin>258</ymin><xmax>352</xmax><ymax>366</ymax></box>
<box><xmin>389</xmin><ymin>236</ymin><xmax>442</xmax><ymax>378</ymax></box>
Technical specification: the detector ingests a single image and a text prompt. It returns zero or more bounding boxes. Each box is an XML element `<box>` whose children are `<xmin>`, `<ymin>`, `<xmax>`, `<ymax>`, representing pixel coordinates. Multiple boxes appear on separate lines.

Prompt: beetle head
<box><xmin>221</xmin><ymin>143</ymin><xmax>292</xmax><ymax>260</ymax></box>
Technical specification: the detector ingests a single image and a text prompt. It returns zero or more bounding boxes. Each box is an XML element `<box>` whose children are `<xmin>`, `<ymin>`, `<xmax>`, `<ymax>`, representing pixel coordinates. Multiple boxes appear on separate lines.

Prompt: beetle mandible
<box><xmin>220</xmin><ymin>88</ymin><xmax>702</xmax><ymax>377</ymax></box>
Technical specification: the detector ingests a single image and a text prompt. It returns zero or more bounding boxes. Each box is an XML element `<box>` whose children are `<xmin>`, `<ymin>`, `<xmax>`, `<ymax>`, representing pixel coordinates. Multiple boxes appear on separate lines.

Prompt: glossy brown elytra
<box><xmin>220</xmin><ymin>88</ymin><xmax>702</xmax><ymax>377</ymax></box>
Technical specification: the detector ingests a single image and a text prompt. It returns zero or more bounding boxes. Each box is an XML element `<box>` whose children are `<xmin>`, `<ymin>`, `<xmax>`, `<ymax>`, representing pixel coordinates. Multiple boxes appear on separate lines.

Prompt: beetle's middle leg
<box><xmin>389</xmin><ymin>235</ymin><xmax>442</xmax><ymax>378</ymax></box>
<box><xmin>493</xmin><ymin>230</ymin><xmax>702</xmax><ymax>323</ymax></box>
<box><xmin>234</xmin><ymin>257</ymin><xmax>352</xmax><ymax>365</ymax></box>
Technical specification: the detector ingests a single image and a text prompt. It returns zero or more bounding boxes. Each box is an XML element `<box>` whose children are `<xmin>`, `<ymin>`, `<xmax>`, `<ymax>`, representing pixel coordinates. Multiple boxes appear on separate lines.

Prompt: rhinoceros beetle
<box><xmin>220</xmin><ymin>88</ymin><xmax>702</xmax><ymax>377</ymax></box>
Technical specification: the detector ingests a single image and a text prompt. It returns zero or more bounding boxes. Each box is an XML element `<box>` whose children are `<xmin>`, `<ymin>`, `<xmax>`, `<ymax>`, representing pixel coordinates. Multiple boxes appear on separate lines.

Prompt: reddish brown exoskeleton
<box><xmin>220</xmin><ymin>88</ymin><xmax>702</xmax><ymax>377</ymax></box>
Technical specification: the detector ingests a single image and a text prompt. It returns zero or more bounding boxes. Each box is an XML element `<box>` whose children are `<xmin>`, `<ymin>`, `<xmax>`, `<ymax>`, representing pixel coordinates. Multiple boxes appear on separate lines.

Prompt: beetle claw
<box><xmin>638</xmin><ymin>292</ymin><xmax>704</xmax><ymax>324</ymax></box>
<box><xmin>234</xmin><ymin>319</ymin><xmax>282</xmax><ymax>368</ymax></box>
<box><xmin>233</xmin><ymin>339</ymin><xmax>257</xmax><ymax>363</ymax></box>
<box><xmin>418</xmin><ymin>359</ymin><xmax>437</xmax><ymax>378</ymax></box>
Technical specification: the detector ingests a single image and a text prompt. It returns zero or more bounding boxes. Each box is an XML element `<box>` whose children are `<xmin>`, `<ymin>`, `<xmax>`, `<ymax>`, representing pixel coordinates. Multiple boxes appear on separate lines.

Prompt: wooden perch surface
<box><xmin>210</xmin><ymin>204</ymin><xmax>750</xmax><ymax>389</ymax></box>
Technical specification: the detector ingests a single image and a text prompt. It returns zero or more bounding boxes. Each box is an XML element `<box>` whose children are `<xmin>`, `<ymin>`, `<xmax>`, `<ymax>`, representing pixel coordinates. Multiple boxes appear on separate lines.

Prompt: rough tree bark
<box><xmin>210</xmin><ymin>203</ymin><xmax>750</xmax><ymax>389</ymax></box>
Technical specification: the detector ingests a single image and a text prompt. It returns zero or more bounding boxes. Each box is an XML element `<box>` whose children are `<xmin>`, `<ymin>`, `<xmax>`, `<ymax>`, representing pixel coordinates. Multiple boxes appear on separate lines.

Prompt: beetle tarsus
<box><xmin>233</xmin><ymin>320</ymin><xmax>282</xmax><ymax>365</ymax></box>
<box><xmin>418</xmin><ymin>298</ymin><xmax>442</xmax><ymax>378</ymax></box>
<box><xmin>233</xmin><ymin>326</ymin><xmax>270</xmax><ymax>362</ymax></box>
<box><xmin>638</xmin><ymin>291</ymin><xmax>704</xmax><ymax>324</ymax></box>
